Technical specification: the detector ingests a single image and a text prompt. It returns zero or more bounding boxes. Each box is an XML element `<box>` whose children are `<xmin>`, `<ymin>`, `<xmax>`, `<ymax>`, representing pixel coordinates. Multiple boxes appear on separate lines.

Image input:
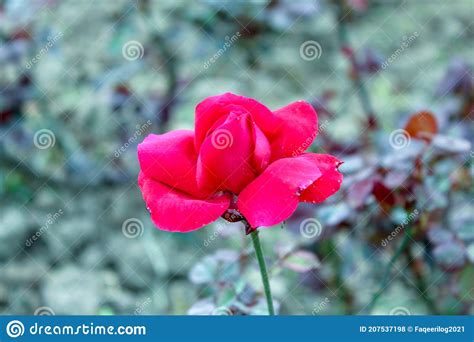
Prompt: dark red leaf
<box><xmin>404</xmin><ymin>111</ymin><xmax>438</xmax><ymax>142</ymax></box>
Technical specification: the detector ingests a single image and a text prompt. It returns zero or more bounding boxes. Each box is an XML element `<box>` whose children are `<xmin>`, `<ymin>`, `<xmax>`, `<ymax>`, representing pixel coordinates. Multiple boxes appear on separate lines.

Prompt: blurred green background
<box><xmin>0</xmin><ymin>0</ymin><xmax>472</xmax><ymax>315</ymax></box>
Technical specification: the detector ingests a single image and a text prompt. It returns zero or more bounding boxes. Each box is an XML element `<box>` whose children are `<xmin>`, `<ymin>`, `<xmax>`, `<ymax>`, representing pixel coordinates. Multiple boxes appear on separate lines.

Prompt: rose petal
<box><xmin>238</xmin><ymin>157</ymin><xmax>322</xmax><ymax>228</ymax></box>
<box><xmin>138</xmin><ymin>130</ymin><xmax>207</xmax><ymax>198</ymax></box>
<box><xmin>270</xmin><ymin>101</ymin><xmax>318</xmax><ymax>161</ymax></box>
<box><xmin>298</xmin><ymin>154</ymin><xmax>343</xmax><ymax>203</ymax></box>
<box><xmin>252</xmin><ymin>123</ymin><xmax>271</xmax><ymax>173</ymax></box>
<box><xmin>197</xmin><ymin>112</ymin><xmax>257</xmax><ymax>194</ymax></box>
<box><xmin>139</xmin><ymin>173</ymin><xmax>231</xmax><ymax>232</ymax></box>
<box><xmin>195</xmin><ymin>93</ymin><xmax>275</xmax><ymax>150</ymax></box>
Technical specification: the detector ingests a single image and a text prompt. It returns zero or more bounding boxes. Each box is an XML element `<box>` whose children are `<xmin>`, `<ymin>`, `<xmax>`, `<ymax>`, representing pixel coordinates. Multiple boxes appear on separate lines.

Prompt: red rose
<box><xmin>137</xmin><ymin>93</ymin><xmax>343</xmax><ymax>232</ymax></box>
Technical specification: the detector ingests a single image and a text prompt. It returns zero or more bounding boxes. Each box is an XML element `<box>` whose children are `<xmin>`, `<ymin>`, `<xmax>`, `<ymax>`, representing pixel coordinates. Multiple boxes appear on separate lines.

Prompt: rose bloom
<box><xmin>137</xmin><ymin>93</ymin><xmax>343</xmax><ymax>232</ymax></box>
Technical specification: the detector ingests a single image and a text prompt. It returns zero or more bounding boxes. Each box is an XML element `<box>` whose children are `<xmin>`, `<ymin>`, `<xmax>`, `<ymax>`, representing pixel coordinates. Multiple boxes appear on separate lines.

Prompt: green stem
<box><xmin>250</xmin><ymin>229</ymin><xmax>275</xmax><ymax>315</ymax></box>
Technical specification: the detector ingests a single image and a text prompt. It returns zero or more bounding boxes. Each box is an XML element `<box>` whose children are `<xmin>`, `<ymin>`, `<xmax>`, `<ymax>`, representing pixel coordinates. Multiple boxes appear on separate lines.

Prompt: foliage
<box><xmin>0</xmin><ymin>0</ymin><xmax>472</xmax><ymax>315</ymax></box>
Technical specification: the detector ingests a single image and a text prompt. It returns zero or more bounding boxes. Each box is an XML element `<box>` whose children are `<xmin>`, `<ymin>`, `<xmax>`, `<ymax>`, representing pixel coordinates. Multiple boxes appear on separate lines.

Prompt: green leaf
<box><xmin>282</xmin><ymin>250</ymin><xmax>320</xmax><ymax>273</ymax></box>
<box><xmin>433</xmin><ymin>241</ymin><xmax>466</xmax><ymax>271</ymax></box>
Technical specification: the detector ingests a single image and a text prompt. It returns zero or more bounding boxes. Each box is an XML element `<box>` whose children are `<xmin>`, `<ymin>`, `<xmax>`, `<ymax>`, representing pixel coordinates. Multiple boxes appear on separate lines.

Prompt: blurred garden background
<box><xmin>0</xmin><ymin>0</ymin><xmax>473</xmax><ymax>315</ymax></box>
